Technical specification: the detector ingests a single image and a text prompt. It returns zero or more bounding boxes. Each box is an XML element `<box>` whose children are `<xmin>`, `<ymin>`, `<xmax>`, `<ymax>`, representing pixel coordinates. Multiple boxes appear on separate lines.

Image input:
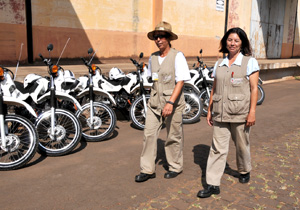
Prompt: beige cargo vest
<box><xmin>148</xmin><ymin>48</ymin><xmax>185</xmax><ymax>116</ymax></box>
<box><xmin>212</xmin><ymin>56</ymin><xmax>251</xmax><ymax>123</ymax></box>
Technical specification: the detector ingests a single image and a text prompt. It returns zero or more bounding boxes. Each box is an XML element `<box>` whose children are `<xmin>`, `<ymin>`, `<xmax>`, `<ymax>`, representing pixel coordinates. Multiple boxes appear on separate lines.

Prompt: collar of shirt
<box><xmin>219</xmin><ymin>52</ymin><xmax>243</xmax><ymax>67</ymax></box>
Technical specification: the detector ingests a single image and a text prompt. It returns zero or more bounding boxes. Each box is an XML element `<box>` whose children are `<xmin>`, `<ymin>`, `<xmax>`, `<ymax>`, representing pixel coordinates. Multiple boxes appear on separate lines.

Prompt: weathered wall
<box><xmin>293</xmin><ymin>1</ymin><xmax>300</xmax><ymax>57</ymax></box>
<box><xmin>1</xmin><ymin>0</ymin><xmax>299</xmax><ymax>63</ymax></box>
<box><xmin>162</xmin><ymin>0</ymin><xmax>225</xmax><ymax>57</ymax></box>
<box><xmin>0</xmin><ymin>0</ymin><xmax>27</xmax><ymax>63</ymax></box>
<box><xmin>282</xmin><ymin>0</ymin><xmax>298</xmax><ymax>58</ymax></box>
<box><xmin>227</xmin><ymin>0</ymin><xmax>252</xmax><ymax>34</ymax></box>
<box><xmin>31</xmin><ymin>0</ymin><xmax>153</xmax><ymax>60</ymax></box>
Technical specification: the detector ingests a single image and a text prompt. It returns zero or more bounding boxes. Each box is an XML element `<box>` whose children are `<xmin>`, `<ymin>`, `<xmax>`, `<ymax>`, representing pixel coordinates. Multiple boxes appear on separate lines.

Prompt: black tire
<box><xmin>35</xmin><ymin>109</ymin><xmax>82</xmax><ymax>156</ymax></box>
<box><xmin>129</xmin><ymin>95</ymin><xmax>150</xmax><ymax>130</ymax></box>
<box><xmin>257</xmin><ymin>84</ymin><xmax>265</xmax><ymax>105</ymax></box>
<box><xmin>199</xmin><ymin>87</ymin><xmax>212</xmax><ymax>116</ymax></box>
<box><xmin>0</xmin><ymin>115</ymin><xmax>38</xmax><ymax>170</ymax></box>
<box><xmin>182</xmin><ymin>92</ymin><xmax>202</xmax><ymax>124</ymax></box>
<box><xmin>76</xmin><ymin>102</ymin><xmax>116</xmax><ymax>141</ymax></box>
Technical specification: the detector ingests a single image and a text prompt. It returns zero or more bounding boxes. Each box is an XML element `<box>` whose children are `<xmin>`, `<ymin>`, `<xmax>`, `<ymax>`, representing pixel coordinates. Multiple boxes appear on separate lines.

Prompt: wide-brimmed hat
<box><xmin>147</xmin><ymin>21</ymin><xmax>178</xmax><ymax>41</ymax></box>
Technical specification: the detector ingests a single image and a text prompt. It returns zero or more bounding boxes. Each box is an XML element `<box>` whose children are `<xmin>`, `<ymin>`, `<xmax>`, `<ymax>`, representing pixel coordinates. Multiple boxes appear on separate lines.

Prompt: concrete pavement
<box><xmin>0</xmin><ymin>78</ymin><xmax>299</xmax><ymax>210</ymax></box>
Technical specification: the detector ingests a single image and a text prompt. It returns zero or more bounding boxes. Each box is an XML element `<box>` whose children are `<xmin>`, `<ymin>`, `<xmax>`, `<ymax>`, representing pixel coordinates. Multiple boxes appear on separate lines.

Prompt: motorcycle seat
<box><xmin>14</xmin><ymin>81</ymin><xmax>39</xmax><ymax>94</ymax></box>
<box><xmin>61</xmin><ymin>80</ymin><xmax>80</xmax><ymax>91</ymax></box>
<box><xmin>104</xmin><ymin>76</ymin><xmax>131</xmax><ymax>86</ymax></box>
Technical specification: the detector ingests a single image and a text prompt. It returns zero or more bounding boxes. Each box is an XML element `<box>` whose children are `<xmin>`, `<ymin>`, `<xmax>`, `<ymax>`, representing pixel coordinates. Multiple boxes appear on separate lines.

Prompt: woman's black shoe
<box><xmin>239</xmin><ymin>172</ymin><xmax>250</xmax><ymax>183</ymax></box>
<box><xmin>197</xmin><ymin>185</ymin><xmax>220</xmax><ymax>198</ymax></box>
<box><xmin>164</xmin><ymin>171</ymin><xmax>182</xmax><ymax>179</ymax></box>
<box><xmin>135</xmin><ymin>173</ymin><xmax>156</xmax><ymax>182</ymax></box>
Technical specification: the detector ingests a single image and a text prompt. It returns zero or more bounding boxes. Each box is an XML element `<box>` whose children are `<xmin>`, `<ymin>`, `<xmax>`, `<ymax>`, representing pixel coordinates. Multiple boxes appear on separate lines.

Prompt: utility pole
<box><xmin>25</xmin><ymin>0</ymin><xmax>33</xmax><ymax>63</ymax></box>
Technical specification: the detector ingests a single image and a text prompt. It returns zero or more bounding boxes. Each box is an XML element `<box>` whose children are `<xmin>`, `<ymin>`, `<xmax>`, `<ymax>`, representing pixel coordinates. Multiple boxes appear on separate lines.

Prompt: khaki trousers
<box><xmin>140</xmin><ymin>107</ymin><xmax>184</xmax><ymax>174</ymax></box>
<box><xmin>206</xmin><ymin>121</ymin><xmax>251</xmax><ymax>186</ymax></box>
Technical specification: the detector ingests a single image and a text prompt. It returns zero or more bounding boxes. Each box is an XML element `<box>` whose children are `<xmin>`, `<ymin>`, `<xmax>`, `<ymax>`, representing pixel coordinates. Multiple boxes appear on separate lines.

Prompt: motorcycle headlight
<box><xmin>91</xmin><ymin>64</ymin><xmax>97</xmax><ymax>74</ymax></box>
<box><xmin>0</xmin><ymin>67</ymin><xmax>4</xmax><ymax>81</ymax></box>
<box><xmin>51</xmin><ymin>65</ymin><xmax>58</xmax><ymax>74</ymax></box>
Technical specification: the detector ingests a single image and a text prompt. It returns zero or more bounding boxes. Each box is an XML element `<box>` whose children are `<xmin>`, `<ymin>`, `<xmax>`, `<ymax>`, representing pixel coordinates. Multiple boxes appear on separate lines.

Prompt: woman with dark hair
<box><xmin>197</xmin><ymin>27</ymin><xmax>260</xmax><ymax>198</ymax></box>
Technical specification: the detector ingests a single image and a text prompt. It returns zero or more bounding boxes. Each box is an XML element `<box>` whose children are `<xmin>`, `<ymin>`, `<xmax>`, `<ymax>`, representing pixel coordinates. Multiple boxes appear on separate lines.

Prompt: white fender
<box><xmin>3</xmin><ymin>96</ymin><xmax>37</xmax><ymax>118</ymax></box>
<box><xmin>183</xmin><ymin>82</ymin><xmax>201</xmax><ymax>95</ymax></box>
<box><xmin>76</xmin><ymin>87</ymin><xmax>116</xmax><ymax>106</ymax></box>
<box><xmin>37</xmin><ymin>91</ymin><xmax>83</xmax><ymax>111</ymax></box>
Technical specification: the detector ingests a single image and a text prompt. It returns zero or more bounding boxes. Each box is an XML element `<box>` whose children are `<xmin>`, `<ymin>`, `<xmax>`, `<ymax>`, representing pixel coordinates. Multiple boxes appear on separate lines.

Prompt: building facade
<box><xmin>0</xmin><ymin>0</ymin><xmax>299</xmax><ymax>63</ymax></box>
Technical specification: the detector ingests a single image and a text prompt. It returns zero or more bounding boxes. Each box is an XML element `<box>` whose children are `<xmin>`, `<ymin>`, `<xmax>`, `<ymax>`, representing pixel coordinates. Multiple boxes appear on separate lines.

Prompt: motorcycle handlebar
<box><xmin>39</xmin><ymin>53</ymin><xmax>47</xmax><ymax>63</ymax></box>
<box><xmin>81</xmin><ymin>57</ymin><xmax>88</xmax><ymax>66</ymax></box>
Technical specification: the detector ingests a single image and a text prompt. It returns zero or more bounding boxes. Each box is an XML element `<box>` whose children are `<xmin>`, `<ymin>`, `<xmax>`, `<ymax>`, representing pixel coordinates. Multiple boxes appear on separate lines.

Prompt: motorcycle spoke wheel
<box><xmin>76</xmin><ymin>102</ymin><xmax>116</xmax><ymax>141</ymax></box>
<box><xmin>182</xmin><ymin>92</ymin><xmax>202</xmax><ymax>124</ymax></box>
<box><xmin>0</xmin><ymin>115</ymin><xmax>38</xmax><ymax>170</ymax></box>
<box><xmin>36</xmin><ymin>109</ymin><xmax>81</xmax><ymax>156</ymax></box>
<box><xmin>199</xmin><ymin>88</ymin><xmax>212</xmax><ymax>116</ymax></box>
<box><xmin>257</xmin><ymin>84</ymin><xmax>265</xmax><ymax>105</ymax></box>
<box><xmin>130</xmin><ymin>95</ymin><xmax>150</xmax><ymax>130</ymax></box>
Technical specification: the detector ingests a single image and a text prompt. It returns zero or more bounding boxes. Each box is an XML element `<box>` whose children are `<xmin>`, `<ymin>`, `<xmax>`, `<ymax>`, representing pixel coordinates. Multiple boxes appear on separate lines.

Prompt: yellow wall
<box><xmin>227</xmin><ymin>0</ymin><xmax>252</xmax><ymax>34</ymax></box>
<box><xmin>1</xmin><ymin>0</ymin><xmax>299</xmax><ymax>63</ymax></box>
<box><xmin>31</xmin><ymin>0</ymin><xmax>154</xmax><ymax>60</ymax></box>
<box><xmin>162</xmin><ymin>0</ymin><xmax>225</xmax><ymax>57</ymax></box>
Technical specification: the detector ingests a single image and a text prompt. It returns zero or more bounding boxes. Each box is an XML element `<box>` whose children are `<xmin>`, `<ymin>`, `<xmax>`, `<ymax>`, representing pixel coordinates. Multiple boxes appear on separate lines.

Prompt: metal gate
<box><xmin>250</xmin><ymin>0</ymin><xmax>286</xmax><ymax>58</ymax></box>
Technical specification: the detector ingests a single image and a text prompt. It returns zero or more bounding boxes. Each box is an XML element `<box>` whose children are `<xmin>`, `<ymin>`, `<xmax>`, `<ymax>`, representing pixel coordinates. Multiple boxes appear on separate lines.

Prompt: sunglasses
<box><xmin>153</xmin><ymin>34</ymin><xmax>168</xmax><ymax>40</ymax></box>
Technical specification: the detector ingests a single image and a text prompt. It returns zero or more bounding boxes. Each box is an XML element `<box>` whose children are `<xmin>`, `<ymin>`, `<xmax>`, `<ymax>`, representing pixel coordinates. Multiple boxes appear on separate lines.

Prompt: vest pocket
<box><xmin>226</xmin><ymin>94</ymin><xmax>246</xmax><ymax>114</ymax></box>
<box><xmin>212</xmin><ymin>94</ymin><xmax>222</xmax><ymax>114</ymax></box>
<box><xmin>162</xmin><ymin>89</ymin><xmax>173</xmax><ymax>103</ymax></box>
<box><xmin>149</xmin><ymin>89</ymin><xmax>158</xmax><ymax>108</ymax></box>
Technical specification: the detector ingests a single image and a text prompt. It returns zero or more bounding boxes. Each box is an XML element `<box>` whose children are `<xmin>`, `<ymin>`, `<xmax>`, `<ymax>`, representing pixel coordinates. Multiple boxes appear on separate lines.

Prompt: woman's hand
<box><xmin>162</xmin><ymin>103</ymin><xmax>173</xmax><ymax>117</ymax></box>
<box><xmin>246</xmin><ymin>111</ymin><xmax>256</xmax><ymax>127</ymax></box>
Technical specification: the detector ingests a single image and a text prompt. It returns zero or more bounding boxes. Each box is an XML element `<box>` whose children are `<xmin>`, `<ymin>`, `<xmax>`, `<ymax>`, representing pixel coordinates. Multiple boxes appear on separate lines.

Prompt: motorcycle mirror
<box><xmin>200</xmin><ymin>49</ymin><xmax>202</xmax><ymax>54</ymax></box>
<box><xmin>139</xmin><ymin>52</ymin><xmax>144</xmax><ymax>59</ymax></box>
<box><xmin>88</xmin><ymin>48</ymin><xmax>93</xmax><ymax>54</ymax></box>
<box><xmin>47</xmin><ymin>44</ymin><xmax>53</xmax><ymax>51</ymax></box>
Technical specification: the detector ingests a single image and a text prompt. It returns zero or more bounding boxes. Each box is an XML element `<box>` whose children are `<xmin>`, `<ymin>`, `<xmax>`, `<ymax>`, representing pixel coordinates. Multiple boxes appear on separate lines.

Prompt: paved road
<box><xmin>0</xmin><ymin>79</ymin><xmax>299</xmax><ymax>210</ymax></box>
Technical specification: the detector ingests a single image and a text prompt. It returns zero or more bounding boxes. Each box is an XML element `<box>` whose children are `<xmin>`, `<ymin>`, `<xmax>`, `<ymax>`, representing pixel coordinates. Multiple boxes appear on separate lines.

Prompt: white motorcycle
<box><xmin>0</xmin><ymin>65</ymin><xmax>38</xmax><ymax>170</ymax></box>
<box><xmin>71</xmin><ymin>48</ymin><xmax>117</xmax><ymax>141</ymax></box>
<box><xmin>15</xmin><ymin>44</ymin><xmax>82</xmax><ymax>156</ymax></box>
<box><xmin>78</xmin><ymin>52</ymin><xmax>151</xmax><ymax>130</ymax></box>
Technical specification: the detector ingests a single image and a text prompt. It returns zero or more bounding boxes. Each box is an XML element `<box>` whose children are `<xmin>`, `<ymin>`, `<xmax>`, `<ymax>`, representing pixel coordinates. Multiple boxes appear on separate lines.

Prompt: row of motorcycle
<box><xmin>0</xmin><ymin>42</ymin><xmax>265</xmax><ymax>171</ymax></box>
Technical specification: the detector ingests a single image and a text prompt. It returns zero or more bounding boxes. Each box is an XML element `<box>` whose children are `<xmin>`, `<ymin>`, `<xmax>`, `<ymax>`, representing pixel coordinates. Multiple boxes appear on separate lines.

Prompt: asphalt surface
<box><xmin>0</xmin><ymin>79</ymin><xmax>299</xmax><ymax>210</ymax></box>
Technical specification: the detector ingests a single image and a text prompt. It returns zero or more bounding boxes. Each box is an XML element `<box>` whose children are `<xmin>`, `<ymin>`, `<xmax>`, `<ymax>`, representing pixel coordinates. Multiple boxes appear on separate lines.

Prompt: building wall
<box><xmin>0</xmin><ymin>0</ymin><xmax>299</xmax><ymax>63</ymax></box>
<box><xmin>227</xmin><ymin>0</ymin><xmax>252</xmax><ymax>35</ymax></box>
<box><xmin>162</xmin><ymin>0</ymin><xmax>225</xmax><ymax>57</ymax></box>
<box><xmin>0</xmin><ymin>0</ymin><xmax>27</xmax><ymax>63</ymax></box>
<box><xmin>293</xmin><ymin>0</ymin><xmax>300</xmax><ymax>57</ymax></box>
<box><xmin>282</xmin><ymin>0</ymin><xmax>299</xmax><ymax>58</ymax></box>
<box><xmin>31</xmin><ymin>0</ymin><xmax>153</xmax><ymax>60</ymax></box>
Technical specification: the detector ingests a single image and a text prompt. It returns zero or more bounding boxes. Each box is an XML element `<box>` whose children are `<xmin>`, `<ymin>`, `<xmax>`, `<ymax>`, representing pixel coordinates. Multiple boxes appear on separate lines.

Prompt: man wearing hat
<box><xmin>135</xmin><ymin>21</ymin><xmax>191</xmax><ymax>182</ymax></box>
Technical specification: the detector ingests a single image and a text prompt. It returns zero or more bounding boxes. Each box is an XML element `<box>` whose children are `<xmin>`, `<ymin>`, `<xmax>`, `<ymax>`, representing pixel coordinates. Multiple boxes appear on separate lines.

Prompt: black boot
<box><xmin>197</xmin><ymin>185</ymin><xmax>220</xmax><ymax>198</ymax></box>
<box><xmin>135</xmin><ymin>173</ymin><xmax>156</xmax><ymax>182</ymax></box>
<box><xmin>239</xmin><ymin>172</ymin><xmax>250</xmax><ymax>183</ymax></box>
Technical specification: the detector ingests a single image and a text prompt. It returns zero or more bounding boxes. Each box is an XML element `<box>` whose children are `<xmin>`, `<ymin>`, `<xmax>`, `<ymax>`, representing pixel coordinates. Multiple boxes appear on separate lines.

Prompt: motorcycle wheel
<box><xmin>129</xmin><ymin>95</ymin><xmax>150</xmax><ymax>130</ymax></box>
<box><xmin>199</xmin><ymin>87</ymin><xmax>212</xmax><ymax>116</ymax></box>
<box><xmin>183</xmin><ymin>92</ymin><xmax>202</xmax><ymax>124</ymax></box>
<box><xmin>0</xmin><ymin>115</ymin><xmax>38</xmax><ymax>170</ymax></box>
<box><xmin>35</xmin><ymin>109</ymin><xmax>82</xmax><ymax>156</ymax></box>
<box><xmin>257</xmin><ymin>84</ymin><xmax>265</xmax><ymax>105</ymax></box>
<box><xmin>76</xmin><ymin>102</ymin><xmax>116</xmax><ymax>141</ymax></box>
